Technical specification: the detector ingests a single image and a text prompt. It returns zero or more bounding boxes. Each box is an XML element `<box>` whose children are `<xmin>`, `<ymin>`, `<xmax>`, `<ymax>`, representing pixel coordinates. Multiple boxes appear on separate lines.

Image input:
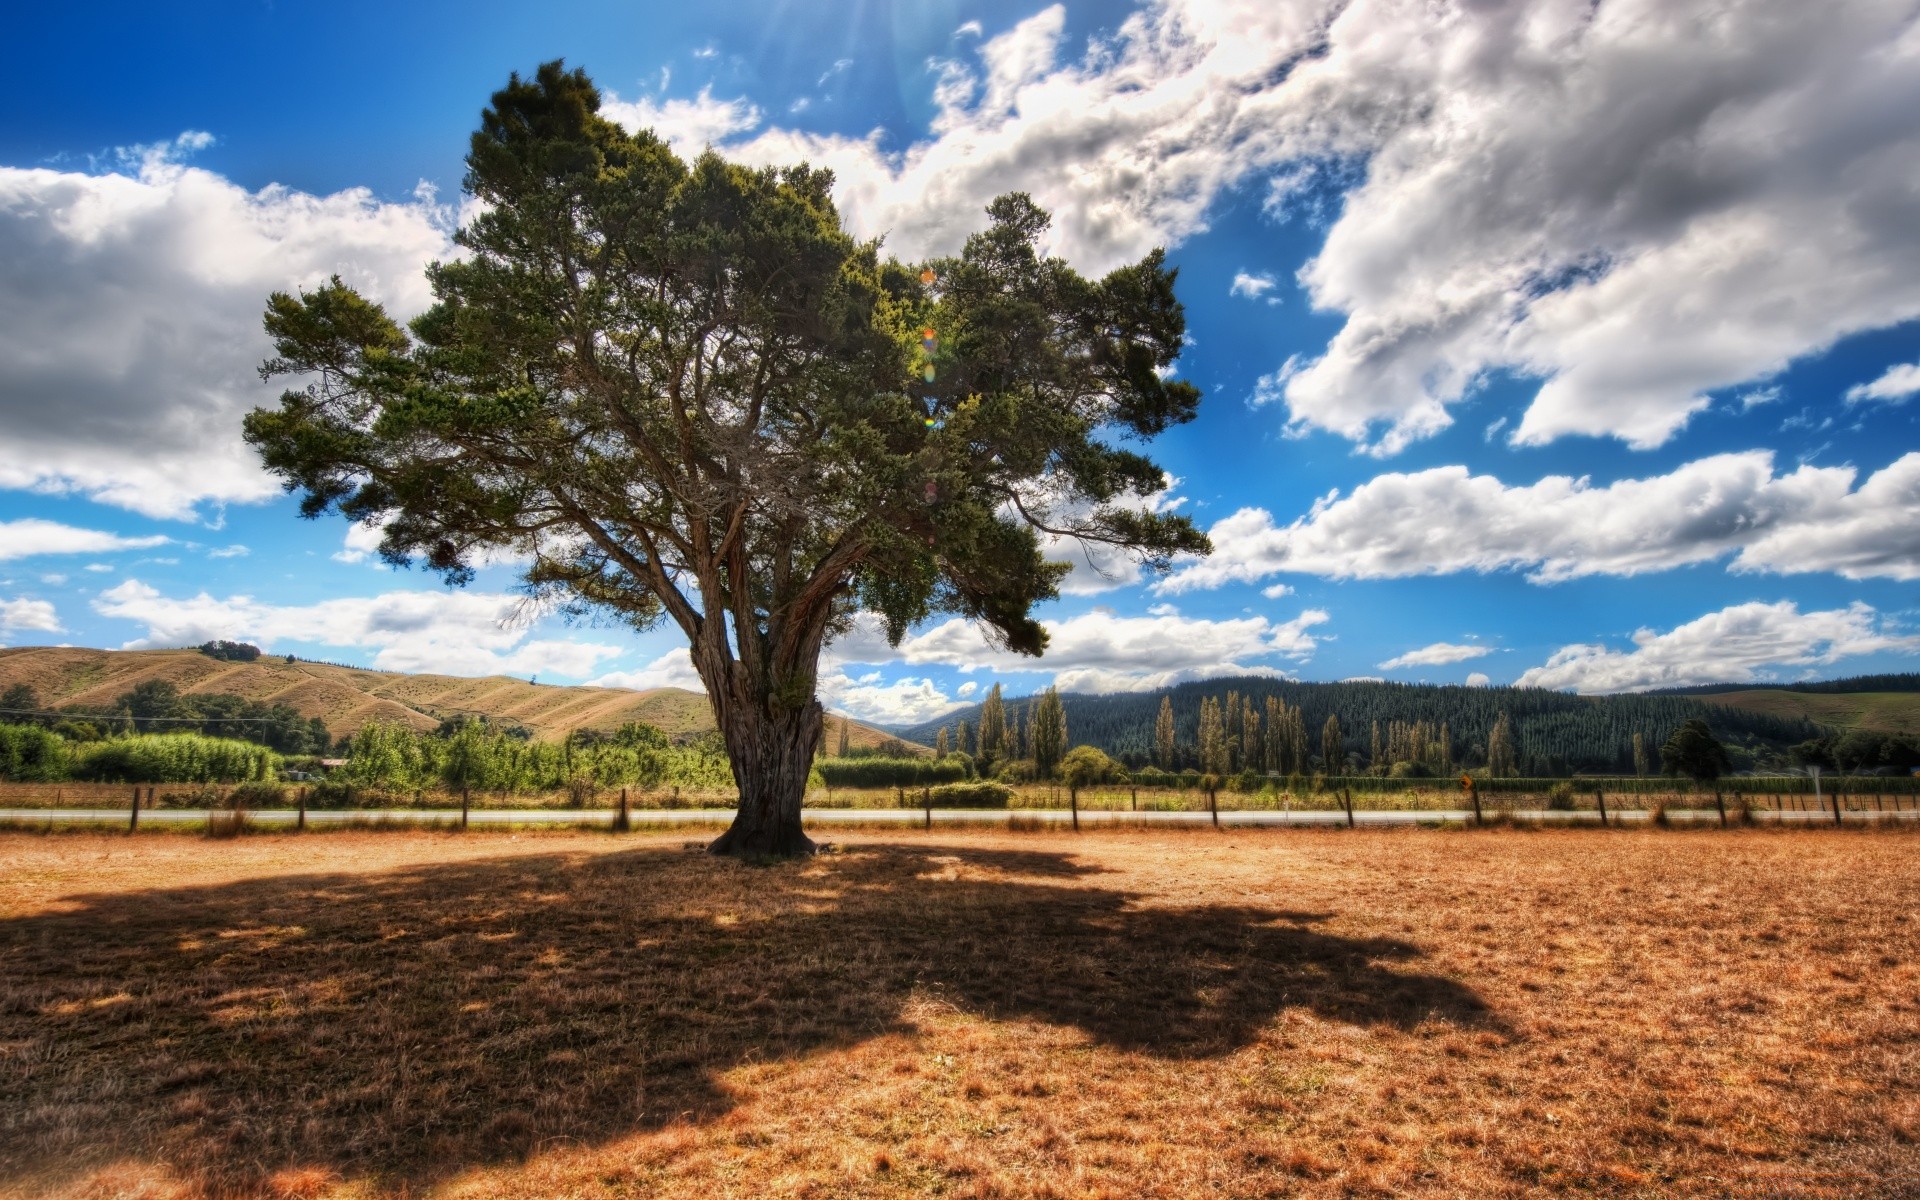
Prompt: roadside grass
<box><xmin>0</xmin><ymin>829</ymin><xmax>1915</xmax><ymax>1198</ymax></box>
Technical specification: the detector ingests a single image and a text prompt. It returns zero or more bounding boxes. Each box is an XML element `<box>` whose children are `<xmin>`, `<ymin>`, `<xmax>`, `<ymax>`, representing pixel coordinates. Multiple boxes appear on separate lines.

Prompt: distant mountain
<box><xmin>901</xmin><ymin>675</ymin><xmax>1825</xmax><ymax>775</ymax></box>
<box><xmin>0</xmin><ymin>646</ymin><xmax>909</xmax><ymax>748</ymax></box>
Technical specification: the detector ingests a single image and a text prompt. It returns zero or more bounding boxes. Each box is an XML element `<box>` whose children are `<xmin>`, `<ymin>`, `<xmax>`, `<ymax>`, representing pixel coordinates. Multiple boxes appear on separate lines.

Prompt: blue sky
<box><xmin>3</xmin><ymin>0</ymin><xmax>1918</xmax><ymax>726</ymax></box>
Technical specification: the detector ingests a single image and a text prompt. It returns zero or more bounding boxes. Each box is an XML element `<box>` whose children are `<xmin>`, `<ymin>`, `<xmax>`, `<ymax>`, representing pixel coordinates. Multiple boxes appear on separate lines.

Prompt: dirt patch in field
<box><xmin>0</xmin><ymin>828</ymin><xmax>1915</xmax><ymax>1198</ymax></box>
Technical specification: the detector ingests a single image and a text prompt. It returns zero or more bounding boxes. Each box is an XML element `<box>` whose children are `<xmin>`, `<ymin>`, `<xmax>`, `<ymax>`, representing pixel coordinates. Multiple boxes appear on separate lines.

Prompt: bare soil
<box><xmin>1</xmin><ymin>827</ymin><xmax>1915</xmax><ymax>1198</ymax></box>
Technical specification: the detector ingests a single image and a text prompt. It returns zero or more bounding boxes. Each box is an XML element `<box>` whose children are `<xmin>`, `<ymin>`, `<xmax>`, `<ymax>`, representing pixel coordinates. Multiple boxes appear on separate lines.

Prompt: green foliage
<box><xmin>0</xmin><ymin>723</ymin><xmax>68</xmax><ymax>781</ymax></box>
<box><xmin>1661</xmin><ymin>718</ymin><xmax>1732</xmax><ymax>784</ymax></box>
<box><xmin>337</xmin><ymin>719</ymin><xmax>689</xmax><ymax>796</ymax></box>
<box><xmin>816</xmin><ymin>755</ymin><xmax>970</xmax><ymax>789</ymax></box>
<box><xmin>1058</xmin><ymin>744</ymin><xmax>1124</xmax><ymax>789</ymax></box>
<box><xmin>243</xmin><ymin>61</ymin><xmax>1207</xmax><ymax>828</ymax></box>
<box><xmin>903</xmin><ymin>676</ymin><xmax>1822</xmax><ymax>777</ymax></box>
<box><xmin>1030</xmin><ymin>686</ymin><xmax>1067</xmax><ymax>779</ymax></box>
<box><xmin>927</xmin><ymin>781</ymin><xmax>1012</xmax><ymax>808</ymax></box>
<box><xmin>70</xmin><ymin>733</ymin><xmax>276</xmax><ymax>784</ymax></box>
<box><xmin>198</xmin><ymin>640</ymin><xmax>262</xmax><ymax>662</ymax></box>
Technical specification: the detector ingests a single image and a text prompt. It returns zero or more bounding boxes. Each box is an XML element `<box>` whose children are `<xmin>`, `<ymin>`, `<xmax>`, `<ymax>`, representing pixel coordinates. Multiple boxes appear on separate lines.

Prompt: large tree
<box><xmin>244</xmin><ymin>63</ymin><xmax>1207</xmax><ymax>855</ymax></box>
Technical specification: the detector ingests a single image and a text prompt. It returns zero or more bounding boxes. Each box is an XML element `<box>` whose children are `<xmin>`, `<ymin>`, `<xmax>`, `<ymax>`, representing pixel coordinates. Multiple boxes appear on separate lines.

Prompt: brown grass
<box><xmin>1</xmin><ymin>828</ymin><xmax>1916</xmax><ymax>1198</ymax></box>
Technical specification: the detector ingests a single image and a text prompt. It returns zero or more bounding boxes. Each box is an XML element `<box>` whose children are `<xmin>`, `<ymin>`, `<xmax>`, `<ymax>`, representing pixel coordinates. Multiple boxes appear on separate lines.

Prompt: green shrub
<box><xmin>927</xmin><ymin>782</ymin><xmax>1012</xmax><ymax>808</ymax></box>
<box><xmin>1546</xmin><ymin>781</ymin><xmax>1577</xmax><ymax>811</ymax></box>
<box><xmin>0</xmin><ymin>722</ymin><xmax>69</xmax><ymax>782</ymax></box>
<box><xmin>69</xmin><ymin>733</ymin><xmax>275</xmax><ymax>783</ymax></box>
<box><xmin>817</xmin><ymin>756</ymin><xmax>969</xmax><ymax>789</ymax></box>
<box><xmin>226</xmin><ymin>781</ymin><xmax>288</xmax><ymax>807</ymax></box>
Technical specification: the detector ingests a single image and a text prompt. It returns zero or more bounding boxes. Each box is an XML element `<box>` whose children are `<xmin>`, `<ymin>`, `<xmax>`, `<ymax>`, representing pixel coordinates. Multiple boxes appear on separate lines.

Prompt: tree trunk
<box><xmin>708</xmin><ymin>698</ymin><xmax>823</xmax><ymax>857</ymax></box>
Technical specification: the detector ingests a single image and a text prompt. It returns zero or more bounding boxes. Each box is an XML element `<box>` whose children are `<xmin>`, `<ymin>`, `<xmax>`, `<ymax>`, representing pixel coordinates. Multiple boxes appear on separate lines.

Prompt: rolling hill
<box><xmin>1692</xmin><ymin>690</ymin><xmax>1920</xmax><ymax>737</ymax></box>
<box><xmin>0</xmin><ymin>646</ymin><xmax>913</xmax><ymax>749</ymax></box>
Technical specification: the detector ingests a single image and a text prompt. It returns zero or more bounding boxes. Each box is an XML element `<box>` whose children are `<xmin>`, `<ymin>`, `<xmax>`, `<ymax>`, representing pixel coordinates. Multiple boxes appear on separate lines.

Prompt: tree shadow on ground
<box><xmin>0</xmin><ymin>840</ymin><xmax>1500</xmax><ymax>1195</ymax></box>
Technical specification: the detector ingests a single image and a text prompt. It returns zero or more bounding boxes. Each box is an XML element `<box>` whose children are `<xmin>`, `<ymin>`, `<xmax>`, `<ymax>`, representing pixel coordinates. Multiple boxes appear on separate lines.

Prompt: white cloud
<box><xmin>591</xmin><ymin>648</ymin><xmax>705</xmax><ymax>692</ymax></box>
<box><xmin>1847</xmin><ymin>362</ymin><xmax>1920</xmax><ymax>405</ymax></box>
<box><xmin>1464</xmin><ymin>672</ymin><xmax>1491</xmax><ymax>687</ymax></box>
<box><xmin>92</xmin><ymin>579</ymin><xmax>623</xmax><ymax>679</ymax></box>
<box><xmin>207</xmin><ymin>544</ymin><xmax>249</xmax><ymax>559</ymax></box>
<box><xmin>957</xmin><ymin>680</ymin><xmax>979</xmax><ymax>697</ymax></box>
<box><xmin>1229</xmin><ymin>270</ymin><xmax>1278</xmax><ymax>301</ymax></box>
<box><xmin>600</xmin><ymin>86</ymin><xmax>764</xmax><ymax>160</ymax></box>
<box><xmin>0</xmin><ymin>519</ymin><xmax>169</xmax><ymax>561</ymax></box>
<box><xmin>1159</xmin><ymin>451</ymin><xmax>1920</xmax><ymax>590</ymax></box>
<box><xmin>38</xmin><ymin>574</ymin><xmax>66</xmax><ymax>586</ymax></box>
<box><xmin>1378</xmin><ymin>642</ymin><xmax>1492</xmax><ymax>671</ymax></box>
<box><xmin>819</xmin><ymin>673</ymin><xmax>965</xmax><ymax>726</ymax></box>
<box><xmin>0</xmin><ymin>139</ymin><xmax>454</xmax><ymax>519</ymax></box>
<box><xmin>1272</xmin><ymin>0</ymin><xmax>1920</xmax><ymax>454</ymax></box>
<box><xmin>1515</xmin><ymin>601</ymin><xmax>1920</xmax><ymax>694</ymax></box>
<box><xmin>332</xmin><ymin>520</ymin><xmax>388</xmax><ymax>566</ymax></box>
<box><xmin>955</xmin><ymin>20</ymin><xmax>984</xmax><ymax>38</ymax></box>
<box><xmin>690</xmin><ymin>0</ymin><xmax>1920</xmax><ymax>455</ymax></box>
<box><xmin>827</xmin><ymin>605</ymin><xmax>1328</xmax><ymax>694</ymax></box>
<box><xmin>0</xmin><ymin>597</ymin><xmax>61</xmax><ymax>634</ymax></box>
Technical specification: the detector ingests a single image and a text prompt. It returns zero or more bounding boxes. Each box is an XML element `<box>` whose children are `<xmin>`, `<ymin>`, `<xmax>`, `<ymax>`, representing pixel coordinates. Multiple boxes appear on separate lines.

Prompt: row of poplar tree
<box><xmin>1163</xmin><ymin>692</ymin><xmax>1527</xmax><ymax>777</ymax></box>
<box><xmin>897</xmin><ymin>684</ymin><xmax>1071</xmax><ymax>777</ymax></box>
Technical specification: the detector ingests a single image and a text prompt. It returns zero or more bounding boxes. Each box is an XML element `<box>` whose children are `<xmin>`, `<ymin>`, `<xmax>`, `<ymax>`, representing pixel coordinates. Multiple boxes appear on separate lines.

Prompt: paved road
<box><xmin>4</xmin><ymin>806</ymin><xmax>1913</xmax><ymax>829</ymax></box>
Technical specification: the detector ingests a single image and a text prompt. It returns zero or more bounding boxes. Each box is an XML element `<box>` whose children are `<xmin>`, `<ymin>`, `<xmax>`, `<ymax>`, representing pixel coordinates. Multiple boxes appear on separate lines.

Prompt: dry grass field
<box><xmin>1</xmin><ymin>828</ymin><xmax>1915</xmax><ymax>1199</ymax></box>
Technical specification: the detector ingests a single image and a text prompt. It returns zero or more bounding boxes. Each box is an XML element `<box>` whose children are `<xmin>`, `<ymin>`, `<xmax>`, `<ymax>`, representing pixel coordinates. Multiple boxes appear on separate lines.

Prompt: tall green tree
<box><xmin>1660</xmin><ymin>718</ymin><xmax>1731</xmax><ymax>784</ymax></box>
<box><xmin>1031</xmin><ymin>686</ymin><xmax>1067</xmax><ymax>779</ymax></box>
<box><xmin>934</xmin><ymin>726</ymin><xmax>949</xmax><ymax>757</ymax></box>
<box><xmin>244</xmin><ymin>63</ymin><xmax>1207</xmax><ymax>856</ymax></box>
<box><xmin>1197</xmin><ymin>697</ymin><xmax>1227</xmax><ymax>776</ymax></box>
<box><xmin>978</xmin><ymin>684</ymin><xmax>1009</xmax><ymax>771</ymax></box>
<box><xmin>1487</xmin><ymin>711</ymin><xmax>1517</xmax><ymax>778</ymax></box>
<box><xmin>1154</xmin><ymin>694</ymin><xmax>1175</xmax><ymax>769</ymax></box>
<box><xmin>1321</xmin><ymin>713</ymin><xmax>1343</xmax><ymax>774</ymax></box>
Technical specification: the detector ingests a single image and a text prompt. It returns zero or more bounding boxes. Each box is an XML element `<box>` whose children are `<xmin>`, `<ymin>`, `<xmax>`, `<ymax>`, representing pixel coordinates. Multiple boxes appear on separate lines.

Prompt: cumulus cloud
<box><xmin>1378</xmin><ymin>642</ymin><xmax>1492</xmax><ymax>671</ymax></box>
<box><xmin>677</xmin><ymin>0</ymin><xmax>1920</xmax><ymax>455</ymax></box>
<box><xmin>1230</xmin><ymin>270</ymin><xmax>1278</xmax><ymax>301</ymax></box>
<box><xmin>826</xmin><ymin>606</ymin><xmax>1328</xmax><ymax>694</ymax></box>
<box><xmin>1464</xmin><ymin>672</ymin><xmax>1491</xmax><ymax>687</ymax></box>
<box><xmin>0</xmin><ymin>597</ymin><xmax>62</xmax><ymax>634</ymax></box>
<box><xmin>600</xmin><ymin>86</ymin><xmax>764</xmax><ymax>159</ymax></box>
<box><xmin>1847</xmin><ymin>362</ymin><xmax>1920</xmax><ymax>404</ymax></box>
<box><xmin>1272</xmin><ymin>0</ymin><xmax>1920</xmax><ymax>453</ymax></box>
<box><xmin>1159</xmin><ymin>451</ymin><xmax>1920</xmax><ymax>590</ymax></box>
<box><xmin>0</xmin><ymin>519</ymin><xmax>169</xmax><ymax>561</ymax></box>
<box><xmin>92</xmin><ymin>579</ymin><xmax>623</xmax><ymax>678</ymax></box>
<box><xmin>0</xmin><ymin>139</ymin><xmax>453</xmax><ymax>518</ymax></box>
<box><xmin>1515</xmin><ymin>600</ymin><xmax>1920</xmax><ymax>694</ymax></box>
<box><xmin>206</xmin><ymin>544</ymin><xmax>249</xmax><ymax>559</ymax></box>
<box><xmin>591</xmin><ymin>648</ymin><xmax>705</xmax><ymax>692</ymax></box>
<box><xmin>819</xmin><ymin>672</ymin><xmax>965</xmax><ymax>726</ymax></box>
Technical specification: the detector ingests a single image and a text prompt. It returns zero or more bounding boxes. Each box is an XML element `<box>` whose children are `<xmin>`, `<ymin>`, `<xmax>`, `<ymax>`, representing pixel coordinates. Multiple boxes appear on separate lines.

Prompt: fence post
<box><xmin>1070</xmin><ymin>785</ymin><xmax>1079</xmax><ymax>832</ymax></box>
<box><xmin>924</xmin><ymin>786</ymin><xmax>932</xmax><ymax>831</ymax></box>
<box><xmin>461</xmin><ymin>786</ymin><xmax>470</xmax><ymax>832</ymax></box>
<box><xmin>297</xmin><ymin>786</ymin><xmax>307</xmax><ymax>832</ymax></box>
<box><xmin>1130</xmin><ymin>786</ymin><xmax>1137</xmax><ymax>812</ymax></box>
<box><xmin>129</xmin><ymin>785</ymin><xmax>139</xmax><ymax>834</ymax></box>
<box><xmin>1344</xmin><ymin>787</ymin><xmax>1355</xmax><ymax>829</ymax></box>
<box><xmin>1831</xmin><ymin>783</ymin><xmax>1843</xmax><ymax>828</ymax></box>
<box><xmin>615</xmin><ymin>786</ymin><xmax>630</xmax><ymax>833</ymax></box>
<box><xmin>1715</xmin><ymin>789</ymin><xmax>1727</xmax><ymax>828</ymax></box>
<box><xmin>1595</xmin><ymin>788</ymin><xmax>1607</xmax><ymax>827</ymax></box>
<box><xmin>1209</xmin><ymin>786</ymin><xmax>1218</xmax><ymax>829</ymax></box>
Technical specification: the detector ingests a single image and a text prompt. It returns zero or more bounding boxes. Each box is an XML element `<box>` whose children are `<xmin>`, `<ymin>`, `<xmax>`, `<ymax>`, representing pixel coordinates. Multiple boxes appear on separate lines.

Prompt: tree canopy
<box><xmin>1661</xmin><ymin>718</ymin><xmax>1732</xmax><ymax>784</ymax></box>
<box><xmin>244</xmin><ymin>61</ymin><xmax>1207</xmax><ymax>854</ymax></box>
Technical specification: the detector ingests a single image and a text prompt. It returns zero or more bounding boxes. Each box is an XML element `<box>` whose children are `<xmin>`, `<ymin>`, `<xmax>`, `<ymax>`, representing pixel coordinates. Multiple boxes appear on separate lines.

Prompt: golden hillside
<box><xmin>0</xmin><ymin>646</ymin><xmax>918</xmax><ymax>749</ymax></box>
<box><xmin>1704</xmin><ymin>688</ymin><xmax>1920</xmax><ymax>737</ymax></box>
